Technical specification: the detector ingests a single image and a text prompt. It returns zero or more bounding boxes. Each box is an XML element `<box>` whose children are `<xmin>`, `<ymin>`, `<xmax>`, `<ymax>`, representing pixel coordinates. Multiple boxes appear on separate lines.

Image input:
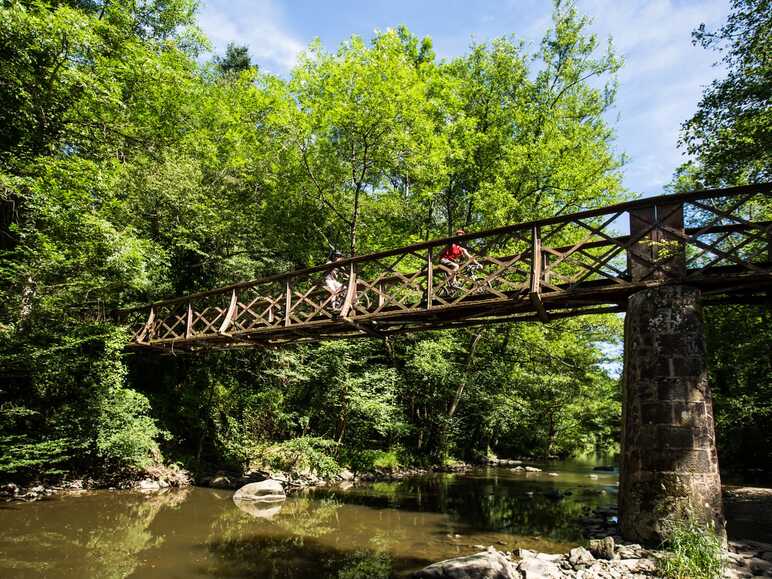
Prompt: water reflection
<box><xmin>0</xmin><ymin>489</ymin><xmax>189</xmax><ymax>579</ymax></box>
<box><xmin>0</xmin><ymin>463</ymin><xmax>647</xmax><ymax>579</ymax></box>
<box><xmin>233</xmin><ymin>499</ymin><xmax>283</xmax><ymax>520</ymax></box>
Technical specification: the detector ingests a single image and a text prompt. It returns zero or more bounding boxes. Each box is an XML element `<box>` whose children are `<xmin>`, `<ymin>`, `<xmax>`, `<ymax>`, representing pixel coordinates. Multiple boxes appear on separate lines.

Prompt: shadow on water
<box><xmin>204</xmin><ymin>535</ymin><xmax>431</xmax><ymax>579</ymax></box>
<box><xmin>301</xmin><ymin>467</ymin><xmax>618</xmax><ymax>546</ymax></box>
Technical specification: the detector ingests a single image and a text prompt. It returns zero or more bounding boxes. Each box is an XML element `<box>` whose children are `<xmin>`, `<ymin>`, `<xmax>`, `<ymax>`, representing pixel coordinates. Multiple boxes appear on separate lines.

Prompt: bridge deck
<box><xmin>119</xmin><ymin>184</ymin><xmax>772</xmax><ymax>350</ymax></box>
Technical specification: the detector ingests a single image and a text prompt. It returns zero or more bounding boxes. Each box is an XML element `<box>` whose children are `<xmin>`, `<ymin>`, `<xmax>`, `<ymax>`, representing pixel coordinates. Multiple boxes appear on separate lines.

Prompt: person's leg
<box><xmin>326</xmin><ymin>279</ymin><xmax>343</xmax><ymax>310</ymax></box>
<box><xmin>440</xmin><ymin>259</ymin><xmax>460</xmax><ymax>287</ymax></box>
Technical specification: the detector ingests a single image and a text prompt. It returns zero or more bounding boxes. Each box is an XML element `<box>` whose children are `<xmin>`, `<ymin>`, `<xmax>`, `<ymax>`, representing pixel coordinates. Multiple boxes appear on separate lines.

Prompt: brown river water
<box><xmin>0</xmin><ymin>460</ymin><xmax>769</xmax><ymax>578</ymax></box>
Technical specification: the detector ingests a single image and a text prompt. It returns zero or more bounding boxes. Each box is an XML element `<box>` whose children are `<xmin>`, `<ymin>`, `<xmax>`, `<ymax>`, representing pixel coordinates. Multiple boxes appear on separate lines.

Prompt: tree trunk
<box><xmin>336</xmin><ymin>413</ymin><xmax>347</xmax><ymax>445</ymax></box>
<box><xmin>349</xmin><ymin>184</ymin><xmax>360</xmax><ymax>256</ymax></box>
<box><xmin>545</xmin><ymin>412</ymin><xmax>556</xmax><ymax>459</ymax></box>
<box><xmin>448</xmin><ymin>332</ymin><xmax>482</xmax><ymax>419</ymax></box>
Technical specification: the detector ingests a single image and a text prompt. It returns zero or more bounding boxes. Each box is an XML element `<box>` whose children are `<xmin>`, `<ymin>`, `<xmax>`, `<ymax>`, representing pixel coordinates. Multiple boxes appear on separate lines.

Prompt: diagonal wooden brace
<box><xmin>529</xmin><ymin>227</ymin><xmax>549</xmax><ymax>322</ymax></box>
<box><xmin>219</xmin><ymin>289</ymin><xmax>238</xmax><ymax>335</ymax></box>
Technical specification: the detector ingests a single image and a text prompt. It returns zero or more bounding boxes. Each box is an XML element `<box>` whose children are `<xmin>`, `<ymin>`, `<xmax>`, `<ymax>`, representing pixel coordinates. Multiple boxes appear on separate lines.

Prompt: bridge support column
<box><xmin>620</xmin><ymin>285</ymin><xmax>725</xmax><ymax>545</ymax></box>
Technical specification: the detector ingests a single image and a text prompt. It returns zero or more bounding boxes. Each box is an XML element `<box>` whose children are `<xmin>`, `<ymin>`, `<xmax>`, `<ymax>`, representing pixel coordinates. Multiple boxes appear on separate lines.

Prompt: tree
<box><xmin>0</xmin><ymin>0</ymin><xmax>202</xmax><ymax>478</ymax></box>
<box><xmin>680</xmin><ymin>0</ymin><xmax>771</xmax><ymax>185</ymax></box>
<box><xmin>285</xmin><ymin>30</ymin><xmax>443</xmax><ymax>255</ymax></box>
<box><xmin>0</xmin><ymin>0</ymin><xmax>627</xmax><ymax>482</ymax></box>
<box><xmin>214</xmin><ymin>43</ymin><xmax>254</xmax><ymax>76</ymax></box>
<box><xmin>673</xmin><ymin>0</ymin><xmax>771</xmax><ymax>471</ymax></box>
<box><xmin>434</xmin><ymin>1</ymin><xmax>624</xmax><ymax>236</ymax></box>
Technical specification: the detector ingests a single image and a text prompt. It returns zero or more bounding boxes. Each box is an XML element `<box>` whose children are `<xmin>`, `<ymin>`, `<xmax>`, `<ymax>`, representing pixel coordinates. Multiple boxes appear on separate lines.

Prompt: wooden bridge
<box><xmin>120</xmin><ymin>184</ymin><xmax>771</xmax><ymax>350</ymax></box>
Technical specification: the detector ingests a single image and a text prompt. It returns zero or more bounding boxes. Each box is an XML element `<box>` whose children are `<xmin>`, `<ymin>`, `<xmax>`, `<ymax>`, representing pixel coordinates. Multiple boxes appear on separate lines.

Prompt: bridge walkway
<box><xmin>119</xmin><ymin>184</ymin><xmax>771</xmax><ymax>350</ymax></box>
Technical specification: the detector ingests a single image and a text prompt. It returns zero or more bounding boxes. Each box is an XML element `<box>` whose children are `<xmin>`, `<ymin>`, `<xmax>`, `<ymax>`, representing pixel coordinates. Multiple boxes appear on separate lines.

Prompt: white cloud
<box><xmin>575</xmin><ymin>0</ymin><xmax>729</xmax><ymax>195</ymax></box>
<box><xmin>198</xmin><ymin>0</ymin><xmax>304</xmax><ymax>72</ymax></box>
<box><xmin>429</xmin><ymin>0</ymin><xmax>729</xmax><ymax>195</ymax></box>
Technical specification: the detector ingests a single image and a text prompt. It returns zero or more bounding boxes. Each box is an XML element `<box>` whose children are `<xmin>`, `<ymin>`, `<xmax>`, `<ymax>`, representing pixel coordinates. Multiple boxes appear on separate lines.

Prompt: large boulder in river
<box><xmin>412</xmin><ymin>548</ymin><xmax>518</xmax><ymax>578</ymax></box>
<box><xmin>233</xmin><ymin>479</ymin><xmax>286</xmax><ymax>503</ymax></box>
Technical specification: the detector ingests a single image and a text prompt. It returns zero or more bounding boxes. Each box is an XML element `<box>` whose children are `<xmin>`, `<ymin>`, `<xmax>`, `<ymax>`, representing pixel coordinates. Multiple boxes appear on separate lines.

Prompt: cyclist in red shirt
<box><xmin>439</xmin><ymin>228</ymin><xmax>474</xmax><ymax>288</ymax></box>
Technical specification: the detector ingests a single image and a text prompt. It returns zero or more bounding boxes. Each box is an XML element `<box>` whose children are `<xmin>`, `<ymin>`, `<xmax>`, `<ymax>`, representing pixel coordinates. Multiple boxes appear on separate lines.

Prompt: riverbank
<box><xmin>0</xmin><ymin>463</ymin><xmax>441</xmax><ymax>503</ymax></box>
<box><xmin>413</xmin><ymin>536</ymin><xmax>772</xmax><ymax>578</ymax></box>
<box><xmin>0</xmin><ymin>463</ymin><xmax>192</xmax><ymax>502</ymax></box>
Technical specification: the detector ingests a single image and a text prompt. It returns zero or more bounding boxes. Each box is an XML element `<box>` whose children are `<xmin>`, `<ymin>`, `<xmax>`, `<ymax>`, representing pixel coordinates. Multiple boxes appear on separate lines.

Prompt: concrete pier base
<box><xmin>620</xmin><ymin>285</ymin><xmax>725</xmax><ymax>544</ymax></box>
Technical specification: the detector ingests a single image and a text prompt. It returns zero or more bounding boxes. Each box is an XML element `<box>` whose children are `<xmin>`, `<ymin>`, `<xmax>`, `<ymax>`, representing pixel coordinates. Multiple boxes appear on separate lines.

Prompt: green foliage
<box><xmin>337</xmin><ymin>551</ymin><xmax>392</xmax><ymax>579</ymax></box>
<box><xmin>346</xmin><ymin>449</ymin><xmax>403</xmax><ymax>473</ymax></box>
<box><xmin>260</xmin><ymin>437</ymin><xmax>341</xmax><ymax>480</ymax></box>
<box><xmin>680</xmin><ymin>0</ymin><xmax>771</xmax><ymax>185</ymax></box>
<box><xmin>214</xmin><ymin>43</ymin><xmax>254</xmax><ymax>75</ymax></box>
<box><xmin>0</xmin><ymin>0</ymin><xmax>625</xmax><ymax>482</ymax></box>
<box><xmin>94</xmin><ymin>386</ymin><xmax>165</xmax><ymax>470</ymax></box>
<box><xmin>658</xmin><ymin>517</ymin><xmax>725</xmax><ymax>579</ymax></box>
<box><xmin>704</xmin><ymin>305</ymin><xmax>772</xmax><ymax>468</ymax></box>
<box><xmin>0</xmin><ymin>434</ymin><xmax>74</xmax><ymax>478</ymax></box>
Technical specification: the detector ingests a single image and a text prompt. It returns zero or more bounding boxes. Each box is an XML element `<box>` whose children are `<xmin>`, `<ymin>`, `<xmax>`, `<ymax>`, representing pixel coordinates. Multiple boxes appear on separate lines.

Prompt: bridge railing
<box><xmin>120</xmin><ymin>184</ymin><xmax>771</xmax><ymax>347</ymax></box>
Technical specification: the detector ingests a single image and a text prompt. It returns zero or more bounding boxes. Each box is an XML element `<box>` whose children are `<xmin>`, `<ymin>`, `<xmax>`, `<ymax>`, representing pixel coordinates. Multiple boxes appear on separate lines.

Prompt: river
<box><xmin>1</xmin><ymin>459</ymin><xmax>769</xmax><ymax>578</ymax></box>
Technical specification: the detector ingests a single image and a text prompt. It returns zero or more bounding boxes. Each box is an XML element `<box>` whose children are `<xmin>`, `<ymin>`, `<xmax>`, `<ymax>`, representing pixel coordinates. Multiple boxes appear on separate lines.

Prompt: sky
<box><xmin>196</xmin><ymin>0</ymin><xmax>730</xmax><ymax>198</ymax></box>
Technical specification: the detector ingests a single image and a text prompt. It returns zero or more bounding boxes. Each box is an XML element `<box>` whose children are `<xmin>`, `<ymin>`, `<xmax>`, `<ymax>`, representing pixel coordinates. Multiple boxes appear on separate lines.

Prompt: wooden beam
<box><xmin>341</xmin><ymin>316</ymin><xmax>385</xmax><ymax>339</ymax></box>
<box><xmin>426</xmin><ymin>248</ymin><xmax>433</xmax><ymax>309</ymax></box>
<box><xmin>529</xmin><ymin>227</ymin><xmax>549</xmax><ymax>322</ymax></box>
<box><xmin>628</xmin><ymin>206</ymin><xmax>657</xmax><ymax>281</ymax></box>
<box><xmin>655</xmin><ymin>202</ymin><xmax>685</xmax><ymax>279</ymax></box>
<box><xmin>284</xmin><ymin>279</ymin><xmax>292</xmax><ymax>327</ymax></box>
<box><xmin>135</xmin><ymin>306</ymin><xmax>155</xmax><ymax>343</ymax></box>
<box><xmin>339</xmin><ymin>262</ymin><xmax>357</xmax><ymax>318</ymax></box>
<box><xmin>218</xmin><ymin>289</ymin><xmax>238</xmax><ymax>334</ymax></box>
<box><xmin>185</xmin><ymin>303</ymin><xmax>193</xmax><ymax>339</ymax></box>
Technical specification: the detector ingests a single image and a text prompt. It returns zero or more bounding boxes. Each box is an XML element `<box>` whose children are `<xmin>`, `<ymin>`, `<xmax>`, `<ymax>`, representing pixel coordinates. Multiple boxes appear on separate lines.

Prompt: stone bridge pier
<box><xmin>619</xmin><ymin>284</ymin><xmax>725</xmax><ymax>544</ymax></box>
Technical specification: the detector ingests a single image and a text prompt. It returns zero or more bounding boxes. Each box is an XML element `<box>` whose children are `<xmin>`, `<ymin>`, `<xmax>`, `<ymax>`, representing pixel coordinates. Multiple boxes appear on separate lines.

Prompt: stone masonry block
<box><xmin>657</xmin><ymin>425</ymin><xmax>694</xmax><ymax>449</ymax></box>
<box><xmin>658</xmin><ymin>379</ymin><xmax>689</xmax><ymax>402</ymax></box>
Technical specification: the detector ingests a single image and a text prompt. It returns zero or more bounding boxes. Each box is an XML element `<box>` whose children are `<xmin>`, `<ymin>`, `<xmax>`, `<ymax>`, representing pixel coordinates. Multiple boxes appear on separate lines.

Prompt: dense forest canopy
<box><xmin>0</xmin><ymin>0</ymin><xmax>767</xmax><ymax>481</ymax></box>
<box><xmin>671</xmin><ymin>0</ymin><xmax>772</xmax><ymax>471</ymax></box>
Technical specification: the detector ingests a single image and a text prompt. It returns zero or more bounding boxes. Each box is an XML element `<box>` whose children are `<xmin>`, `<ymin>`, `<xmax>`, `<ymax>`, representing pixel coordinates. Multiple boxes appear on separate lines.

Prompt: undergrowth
<box><xmin>658</xmin><ymin>517</ymin><xmax>725</xmax><ymax>579</ymax></box>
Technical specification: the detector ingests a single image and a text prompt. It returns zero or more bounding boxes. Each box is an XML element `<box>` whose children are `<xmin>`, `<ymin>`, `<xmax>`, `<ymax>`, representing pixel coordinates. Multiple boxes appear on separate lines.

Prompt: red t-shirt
<box><xmin>440</xmin><ymin>243</ymin><xmax>464</xmax><ymax>262</ymax></box>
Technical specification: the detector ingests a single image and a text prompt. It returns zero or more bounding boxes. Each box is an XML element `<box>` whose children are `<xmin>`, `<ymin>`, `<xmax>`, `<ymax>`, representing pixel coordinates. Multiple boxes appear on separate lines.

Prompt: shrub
<box><xmin>0</xmin><ymin>434</ymin><xmax>76</xmax><ymax>480</ymax></box>
<box><xmin>344</xmin><ymin>448</ymin><xmax>405</xmax><ymax>473</ymax></box>
<box><xmin>261</xmin><ymin>436</ymin><xmax>340</xmax><ymax>479</ymax></box>
<box><xmin>658</xmin><ymin>517</ymin><xmax>725</xmax><ymax>579</ymax></box>
<box><xmin>95</xmin><ymin>386</ymin><xmax>166</xmax><ymax>470</ymax></box>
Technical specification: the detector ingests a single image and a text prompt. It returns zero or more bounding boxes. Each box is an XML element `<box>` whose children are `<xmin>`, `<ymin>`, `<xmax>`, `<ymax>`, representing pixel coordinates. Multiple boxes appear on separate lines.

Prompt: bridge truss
<box><xmin>119</xmin><ymin>184</ymin><xmax>771</xmax><ymax>350</ymax></box>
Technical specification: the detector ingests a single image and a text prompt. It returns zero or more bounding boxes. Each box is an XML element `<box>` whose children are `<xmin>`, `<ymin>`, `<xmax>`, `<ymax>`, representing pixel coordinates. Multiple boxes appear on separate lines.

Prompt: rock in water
<box><xmin>209</xmin><ymin>475</ymin><xmax>233</xmax><ymax>489</ymax></box>
<box><xmin>232</xmin><ymin>479</ymin><xmax>286</xmax><ymax>502</ymax></box>
<box><xmin>339</xmin><ymin>469</ymin><xmax>355</xmax><ymax>481</ymax></box>
<box><xmin>412</xmin><ymin>548</ymin><xmax>518</xmax><ymax>578</ymax></box>
<box><xmin>138</xmin><ymin>479</ymin><xmax>161</xmax><ymax>491</ymax></box>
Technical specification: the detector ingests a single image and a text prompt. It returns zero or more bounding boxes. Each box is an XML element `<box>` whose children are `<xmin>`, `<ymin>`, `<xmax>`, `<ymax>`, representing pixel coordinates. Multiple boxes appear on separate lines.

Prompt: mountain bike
<box><xmin>437</xmin><ymin>260</ymin><xmax>492</xmax><ymax>298</ymax></box>
<box><xmin>328</xmin><ymin>279</ymin><xmax>373</xmax><ymax>315</ymax></box>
